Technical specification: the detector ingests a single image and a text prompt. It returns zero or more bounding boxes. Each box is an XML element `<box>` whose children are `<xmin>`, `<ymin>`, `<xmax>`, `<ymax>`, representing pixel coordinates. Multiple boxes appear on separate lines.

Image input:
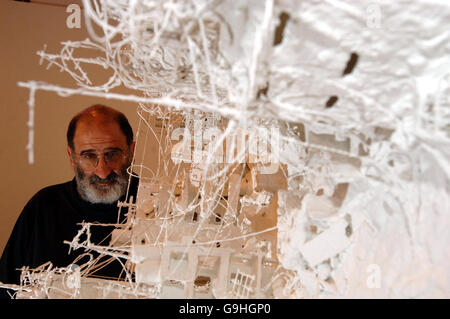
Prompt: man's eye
<box><xmin>82</xmin><ymin>153</ymin><xmax>98</xmax><ymax>160</ymax></box>
<box><xmin>105</xmin><ymin>151</ymin><xmax>122</xmax><ymax>161</ymax></box>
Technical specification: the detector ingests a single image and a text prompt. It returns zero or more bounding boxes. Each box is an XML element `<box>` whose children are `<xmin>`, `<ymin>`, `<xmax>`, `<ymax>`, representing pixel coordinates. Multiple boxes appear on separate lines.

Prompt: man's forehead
<box><xmin>73</xmin><ymin>118</ymin><xmax>127</xmax><ymax>151</ymax></box>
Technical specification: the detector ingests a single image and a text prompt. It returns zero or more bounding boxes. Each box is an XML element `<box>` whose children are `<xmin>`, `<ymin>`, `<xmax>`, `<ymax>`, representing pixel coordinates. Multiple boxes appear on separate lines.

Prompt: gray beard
<box><xmin>75</xmin><ymin>166</ymin><xmax>129</xmax><ymax>204</ymax></box>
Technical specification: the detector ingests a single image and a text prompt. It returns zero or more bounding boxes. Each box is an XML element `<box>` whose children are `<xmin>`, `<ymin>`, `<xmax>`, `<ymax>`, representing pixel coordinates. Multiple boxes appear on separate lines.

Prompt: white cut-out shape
<box><xmin>230</xmin><ymin>269</ymin><xmax>255</xmax><ymax>299</ymax></box>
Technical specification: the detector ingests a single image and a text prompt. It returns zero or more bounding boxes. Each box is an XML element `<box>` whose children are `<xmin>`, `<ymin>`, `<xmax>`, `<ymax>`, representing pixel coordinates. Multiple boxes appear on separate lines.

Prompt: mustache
<box><xmin>89</xmin><ymin>172</ymin><xmax>120</xmax><ymax>184</ymax></box>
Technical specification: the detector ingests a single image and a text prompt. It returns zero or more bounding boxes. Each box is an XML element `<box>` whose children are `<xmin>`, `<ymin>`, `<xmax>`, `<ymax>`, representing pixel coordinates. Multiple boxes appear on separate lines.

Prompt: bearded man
<box><xmin>0</xmin><ymin>105</ymin><xmax>138</xmax><ymax>298</ymax></box>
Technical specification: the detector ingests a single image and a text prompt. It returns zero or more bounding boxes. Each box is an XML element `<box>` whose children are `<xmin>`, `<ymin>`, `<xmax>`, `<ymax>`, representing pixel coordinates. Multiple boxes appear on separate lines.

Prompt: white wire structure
<box><xmin>5</xmin><ymin>0</ymin><xmax>450</xmax><ymax>298</ymax></box>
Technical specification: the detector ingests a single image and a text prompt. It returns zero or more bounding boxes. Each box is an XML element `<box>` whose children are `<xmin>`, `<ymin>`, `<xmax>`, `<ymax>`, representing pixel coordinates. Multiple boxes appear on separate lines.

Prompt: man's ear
<box><xmin>67</xmin><ymin>146</ymin><xmax>75</xmax><ymax>169</ymax></box>
<box><xmin>130</xmin><ymin>141</ymin><xmax>136</xmax><ymax>158</ymax></box>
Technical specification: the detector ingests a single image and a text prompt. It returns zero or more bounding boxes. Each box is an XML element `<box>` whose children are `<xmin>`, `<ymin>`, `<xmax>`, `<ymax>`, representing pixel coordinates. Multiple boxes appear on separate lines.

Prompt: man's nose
<box><xmin>94</xmin><ymin>155</ymin><xmax>112</xmax><ymax>179</ymax></box>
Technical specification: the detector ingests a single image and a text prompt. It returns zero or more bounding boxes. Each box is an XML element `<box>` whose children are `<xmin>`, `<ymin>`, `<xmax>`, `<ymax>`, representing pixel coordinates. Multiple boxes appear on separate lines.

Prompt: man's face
<box><xmin>67</xmin><ymin>118</ymin><xmax>134</xmax><ymax>204</ymax></box>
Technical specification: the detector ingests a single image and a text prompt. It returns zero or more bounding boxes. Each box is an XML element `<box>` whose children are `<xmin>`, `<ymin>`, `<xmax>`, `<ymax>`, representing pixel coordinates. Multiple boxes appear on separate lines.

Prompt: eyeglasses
<box><xmin>77</xmin><ymin>150</ymin><xmax>127</xmax><ymax>169</ymax></box>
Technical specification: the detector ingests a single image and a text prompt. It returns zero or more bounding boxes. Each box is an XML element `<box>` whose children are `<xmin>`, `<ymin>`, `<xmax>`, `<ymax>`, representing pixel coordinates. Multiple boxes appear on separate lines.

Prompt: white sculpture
<box><xmin>2</xmin><ymin>0</ymin><xmax>449</xmax><ymax>298</ymax></box>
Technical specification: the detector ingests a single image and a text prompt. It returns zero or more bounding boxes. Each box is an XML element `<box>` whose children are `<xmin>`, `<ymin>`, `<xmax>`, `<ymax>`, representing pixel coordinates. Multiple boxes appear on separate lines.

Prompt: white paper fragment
<box><xmin>299</xmin><ymin>219</ymin><xmax>351</xmax><ymax>267</ymax></box>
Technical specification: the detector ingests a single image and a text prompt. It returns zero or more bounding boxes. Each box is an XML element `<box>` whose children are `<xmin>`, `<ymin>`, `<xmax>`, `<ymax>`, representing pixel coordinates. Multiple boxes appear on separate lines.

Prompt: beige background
<box><xmin>0</xmin><ymin>1</ymin><xmax>141</xmax><ymax>255</ymax></box>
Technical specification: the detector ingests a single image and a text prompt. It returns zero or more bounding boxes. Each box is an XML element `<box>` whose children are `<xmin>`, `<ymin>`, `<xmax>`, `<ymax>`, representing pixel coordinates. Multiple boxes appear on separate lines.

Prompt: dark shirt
<box><xmin>0</xmin><ymin>176</ymin><xmax>139</xmax><ymax>299</ymax></box>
